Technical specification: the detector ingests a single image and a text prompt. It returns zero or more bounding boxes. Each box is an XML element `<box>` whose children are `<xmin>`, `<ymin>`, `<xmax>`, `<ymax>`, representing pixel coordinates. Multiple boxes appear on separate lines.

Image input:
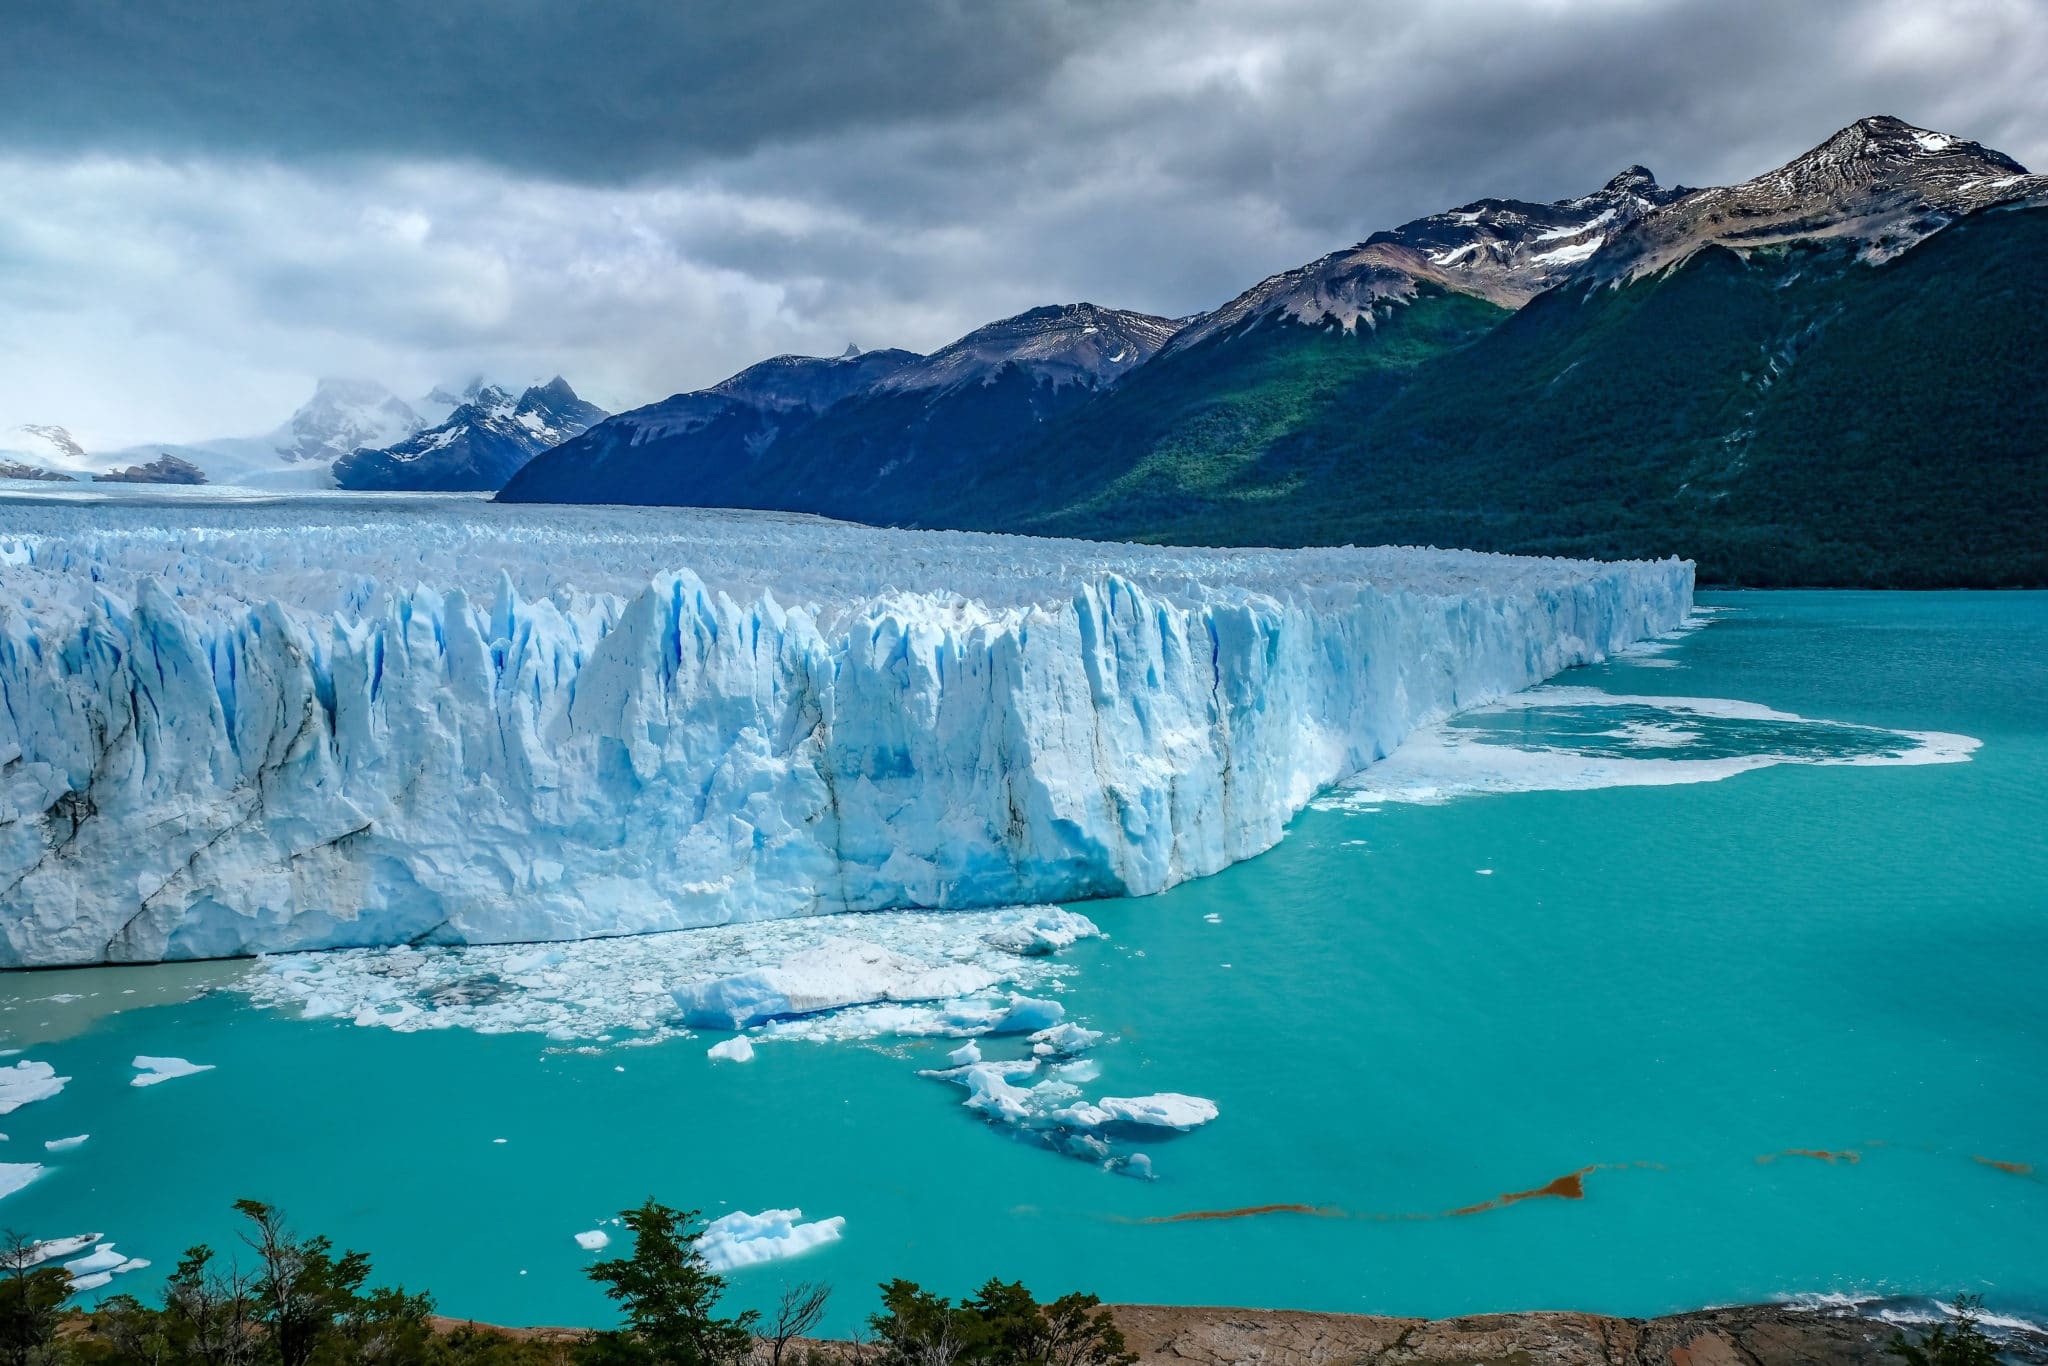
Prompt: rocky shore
<box><xmin>435</xmin><ymin>1300</ymin><xmax>2048</xmax><ymax>1366</ymax></box>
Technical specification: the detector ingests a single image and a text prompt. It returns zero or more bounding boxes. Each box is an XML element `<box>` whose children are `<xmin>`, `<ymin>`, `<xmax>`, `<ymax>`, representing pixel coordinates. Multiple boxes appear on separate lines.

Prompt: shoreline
<box><xmin>427</xmin><ymin>1299</ymin><xmax>2048</xmax><ymax>1366</ymax></box>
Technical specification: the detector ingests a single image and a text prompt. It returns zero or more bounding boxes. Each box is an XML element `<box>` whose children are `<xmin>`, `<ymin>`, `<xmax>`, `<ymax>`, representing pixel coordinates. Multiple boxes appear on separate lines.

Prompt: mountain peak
<box><xmin>881</xmin><ymin>302</ymin><xmax>1179</xmax><ymax>393</ymax></box>
<box><xmin>1580</xmin><ymin>115</ymin><xmax>2044</xmax><ymax>283</ymax></box>
<box><xmin>1602</xmin><ymin>165</ymin><xmax>1661</xmax><ymax>194</ymax></box>
<box><xmin>839</xmin><ymin>343</ymin><xmax>862</xmax><ymax>359</ymax></box>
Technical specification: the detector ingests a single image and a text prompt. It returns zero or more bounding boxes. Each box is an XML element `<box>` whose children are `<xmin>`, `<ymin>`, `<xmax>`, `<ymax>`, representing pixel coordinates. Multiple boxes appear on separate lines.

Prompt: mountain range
<box><xmin>501</xmin><ymin>116</ymin><xmax>2048</xmax><ymax>587</ymax></box>
<box><xmin>0</xmin><ymin>375</ymin><xmax>602</xmax><ymax>491</ymax></box>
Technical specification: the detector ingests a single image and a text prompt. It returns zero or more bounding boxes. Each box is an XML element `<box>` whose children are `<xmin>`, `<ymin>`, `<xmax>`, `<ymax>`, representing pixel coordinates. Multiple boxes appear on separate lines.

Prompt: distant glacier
<box><xmin>0</xmin><ymin>494</ymin><xmax>1691</xmax><ymax>965</ymax></box>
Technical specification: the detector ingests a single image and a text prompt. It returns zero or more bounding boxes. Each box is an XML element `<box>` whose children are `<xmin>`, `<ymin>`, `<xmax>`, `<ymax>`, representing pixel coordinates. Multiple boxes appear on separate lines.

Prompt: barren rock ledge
<box><xmin>441</xmin><ymin>1302</ymin><xmax>2048</xmax><ymax>1366</ymax></box>
<box><xmin>1102</xmin><ymin>1303</ymin><xmax>2047</xmax><ymax>1366</ymax></box>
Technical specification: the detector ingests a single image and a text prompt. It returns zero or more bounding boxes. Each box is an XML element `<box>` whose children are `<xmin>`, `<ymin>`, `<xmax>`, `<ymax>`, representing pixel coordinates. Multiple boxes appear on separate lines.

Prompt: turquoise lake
<box><xmin>3</xmin><ymin>590</ymin><xmax>2043</xmax><ymax>1331</ymax></box>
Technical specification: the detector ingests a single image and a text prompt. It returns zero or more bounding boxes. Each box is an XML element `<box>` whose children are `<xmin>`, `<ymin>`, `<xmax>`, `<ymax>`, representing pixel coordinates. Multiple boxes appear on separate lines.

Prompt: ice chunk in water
<box><xmin>705</xmin><ymin>1037</ymin><xmax>755</xmax><ymax>1063</ymax></box>
<box><xmin>0</xmin><ymin>1062</ymin><xmax>69</xmax><ymax>1115</ymax></box>
<box><xmin>694</xmin><ymin>1209</ymin><xmax>844</xmax><ymax>1271</ymax></box>
<box><xmin>131</xmin><ymin>1056</ymin><xmax>215</xmax><ymax>1087</ymax></box>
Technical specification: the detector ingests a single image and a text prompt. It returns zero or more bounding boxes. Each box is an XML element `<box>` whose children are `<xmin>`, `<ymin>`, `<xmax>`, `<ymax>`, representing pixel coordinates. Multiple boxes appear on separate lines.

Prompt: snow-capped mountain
<box><xmin>334</xmin><ymin>377</ymin><xmax>607</xmax><ymax>492</ymax></box>
<box><xmin>0</xmin><ymin>424</ymin><xmax>93</xmax><ymax>479</ymax></box>
<box><xmin>273</xmin><ymin>378</ymin><xmax>427</xmax><ymax>464</ymax></box>
<box><xmin>1577</xmin><ymin>115</ymin><xmax>2048</xmax><ymax>283</ymax></box>
<box><xmin>877</xmin><ymin>303</ymin><xmax>1180</xmax><ymax>393</ymax></box>
<box><xmin>1164</xmin><ymin>168</ymin><xmax>1688</xmax><ymax>353</ymax></box>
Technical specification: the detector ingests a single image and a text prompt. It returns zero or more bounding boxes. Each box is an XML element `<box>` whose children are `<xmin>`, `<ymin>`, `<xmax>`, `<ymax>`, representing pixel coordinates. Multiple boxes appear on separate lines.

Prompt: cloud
<box><xmin>0</xmin><ymin>0</ymin><xmax>2043</xmax><ymax>445</ymax></box>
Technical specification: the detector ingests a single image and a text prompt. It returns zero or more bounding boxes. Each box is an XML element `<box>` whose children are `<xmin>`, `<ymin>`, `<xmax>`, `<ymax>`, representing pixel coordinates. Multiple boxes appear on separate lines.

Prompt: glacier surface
<box><xmin>0</xmin><ymin>494</ymin><xmax>1691</xmax><ymax>965</ymax></box>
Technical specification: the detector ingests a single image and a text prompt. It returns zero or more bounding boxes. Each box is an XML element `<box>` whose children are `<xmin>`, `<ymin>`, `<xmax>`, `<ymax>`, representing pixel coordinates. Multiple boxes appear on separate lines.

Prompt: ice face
<box><xmin>0</xmin><ymin>496</ymin><xmax>1691</xmax><ymax>965</ymax></box>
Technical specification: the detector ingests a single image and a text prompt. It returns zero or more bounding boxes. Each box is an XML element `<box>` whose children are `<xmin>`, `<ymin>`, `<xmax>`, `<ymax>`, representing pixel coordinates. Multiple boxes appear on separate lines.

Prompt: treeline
<box><xmin>1</xmin><ymin>1200</ymin><xmax>1135</xmax><ymax>1366</ymax></box>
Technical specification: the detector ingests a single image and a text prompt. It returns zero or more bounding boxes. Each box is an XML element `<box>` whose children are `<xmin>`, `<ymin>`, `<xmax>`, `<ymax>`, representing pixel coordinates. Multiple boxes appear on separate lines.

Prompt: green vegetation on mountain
<box><xmin>928</xmin><ymin>287</ymin><xmax>1509</xmax><ymax>538</ymax></box>
<box><xmin>984</xmin><ymin>207</ymin><xmax>2048</xmax><ymax>587</ymax></box>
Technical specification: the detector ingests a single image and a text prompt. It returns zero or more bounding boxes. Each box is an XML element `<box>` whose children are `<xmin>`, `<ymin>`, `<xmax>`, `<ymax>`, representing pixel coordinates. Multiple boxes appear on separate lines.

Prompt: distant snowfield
<box><xmin>0</xmin><ymin>493</ymin><xmax>1691</xmax><ymax>966</ymax></box>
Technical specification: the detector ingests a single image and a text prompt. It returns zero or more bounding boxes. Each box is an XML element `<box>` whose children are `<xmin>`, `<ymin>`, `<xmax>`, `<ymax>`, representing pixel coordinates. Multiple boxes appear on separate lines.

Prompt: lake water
<box><xmin>3</xmin><ymin>590</ymin><xmax>2042</xmax><ymax>1333</ymax></box>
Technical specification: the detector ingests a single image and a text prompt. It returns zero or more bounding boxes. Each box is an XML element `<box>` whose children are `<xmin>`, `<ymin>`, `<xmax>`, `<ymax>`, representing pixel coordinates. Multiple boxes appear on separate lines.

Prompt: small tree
<box><xmin>1888</xmin><ymin>1296</ymin><xmax>2002</xmax><ymax>1366</ymax></box>
<box><xmin>581</xmin><ymin>1203</ymin><xmax>758</xmax><ymax>1366</ymax></box>
<box><xmin>869</xmin><ymin>1280</ymin><xmax>1131</xmax><ymax>1366</ymax></box>
<box><xmin>758</xmin><ymin>1283</ymin><xmax>831</xmax><ymax>1366</ymax></box>
<box><xmin>236</xmin><ymin>1199</ymin><xmax>379</xmax><ymax>1366</ymax></box>
<box><xmin>0</xmin><ymin>1234</ymin><xmax>71</xmax><ymax>1366</ymax></box>
<box><xmin>162</xmin><ymin>1244</ymin><xmax>261</xmax><ymax>1366</ymax></box>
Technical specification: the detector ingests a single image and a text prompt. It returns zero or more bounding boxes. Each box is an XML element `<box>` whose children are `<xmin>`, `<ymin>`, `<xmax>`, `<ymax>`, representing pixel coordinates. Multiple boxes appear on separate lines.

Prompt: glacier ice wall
<box><xmin>0</xmin><ymin>494</ymin><xmax>1692</xmax><ymax>965</ymax></box>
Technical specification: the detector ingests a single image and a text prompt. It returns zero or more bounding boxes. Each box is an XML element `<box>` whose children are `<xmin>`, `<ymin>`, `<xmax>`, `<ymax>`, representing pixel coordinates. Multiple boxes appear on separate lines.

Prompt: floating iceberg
<box><xmin>42</xmin><ymin>1134</ymin><xmax>88</xmax><ymax>1152</ymax></box>
<box><xmin>1095</xmin><ymin>1093</ymin><xmax>1219</xmax><ymax>1129</ymax></box>
<box><xmin>573</xmin><ymin>1229</ymin><xmax>611</xmax><ymax>1251</ymax></box>
<box><xmin>694</xmin><ymin>1208</ymin><xmax>844</xmax><ymax>1272</ymax></box>
<box><xmin>0</xmin><ymin>497</ymin><xmax>1690</xmax><ymax>965</ymax></box>
<box><xmin>0</xmin><ymin>1061</ymin><xmax>68</xmax><ymax>1114</ymax></box>
<box><xmin>0</xmin><ymin>1163</ymin><xmax>43</xmax><ymax>1200</ymax></box>
<box><xmin>705</xmin><ymin>1037</ymin><xmax>754</xmax><ymax>1063</ymax></box>
<box><xmin>131</xmin><ymin>1056</ymin><xmax>215</xmax><ymax>1087</ymax></box>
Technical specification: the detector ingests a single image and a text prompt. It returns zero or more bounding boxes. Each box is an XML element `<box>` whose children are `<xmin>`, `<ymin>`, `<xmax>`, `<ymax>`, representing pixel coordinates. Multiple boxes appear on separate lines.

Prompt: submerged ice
<box><xmin>1317</xmin><ymin>687</ymin><xmax>1978</xmax><ymax>807</ymax></box>
<box><xmin>0</xmin><ymin>497</ymin><xmax>1690</xmax><ymax>965</ymax></box>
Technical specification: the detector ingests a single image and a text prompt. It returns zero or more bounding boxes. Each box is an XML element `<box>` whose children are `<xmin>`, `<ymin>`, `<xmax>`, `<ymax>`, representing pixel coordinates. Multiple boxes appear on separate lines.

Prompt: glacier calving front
<box><xmin>0</xmin><ymin>494</ymin><xmax>1691</xmax><ymax>965</ymax></box>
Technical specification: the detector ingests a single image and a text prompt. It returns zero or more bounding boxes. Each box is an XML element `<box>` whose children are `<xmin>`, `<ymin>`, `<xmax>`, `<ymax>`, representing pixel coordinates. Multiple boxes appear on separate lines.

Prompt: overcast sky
<box><xmin>3</xmin><ymin>0</ymin><xmax>2044</xmax><ymax>447</ymax></box>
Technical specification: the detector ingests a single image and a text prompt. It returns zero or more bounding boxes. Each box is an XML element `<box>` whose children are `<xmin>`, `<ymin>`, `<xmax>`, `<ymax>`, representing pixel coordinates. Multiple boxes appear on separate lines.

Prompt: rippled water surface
<box><xmin>2</xmin><ymin>591</ymin><xmax>2042</xmax><ymax>1331</ymax></box>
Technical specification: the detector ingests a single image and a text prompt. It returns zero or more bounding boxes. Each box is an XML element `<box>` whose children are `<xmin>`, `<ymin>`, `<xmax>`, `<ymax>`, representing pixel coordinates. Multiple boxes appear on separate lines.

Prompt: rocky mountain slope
<box><xmin>498</xmin><ymin>116</ymin><xmax>2048</xmax><ymax>585</ymax></box>
<box><xmin>500</xmin><ymin>304</ymin><xmax>1176</xmax><ymax>514</ymax></box>
<box><xmin>334</xmin><ymin>378</ymin><xmax>606</xmax><ymax>492</ymax></box>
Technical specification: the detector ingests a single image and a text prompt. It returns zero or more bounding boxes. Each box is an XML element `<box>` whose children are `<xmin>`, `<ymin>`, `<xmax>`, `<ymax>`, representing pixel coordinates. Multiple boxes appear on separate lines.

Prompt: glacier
<box><xmin>0</xmin><ymin>493</ymin><xmax>1691</xmax><ymax>966</ymax></box>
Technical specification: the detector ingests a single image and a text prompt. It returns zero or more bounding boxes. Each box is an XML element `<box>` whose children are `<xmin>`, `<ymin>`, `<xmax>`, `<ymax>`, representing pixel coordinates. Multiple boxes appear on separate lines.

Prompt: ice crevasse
<box><xmin>0</xmin><ymin>498</ymin><xmax>1692</xmax><ymax>965</ymax></box>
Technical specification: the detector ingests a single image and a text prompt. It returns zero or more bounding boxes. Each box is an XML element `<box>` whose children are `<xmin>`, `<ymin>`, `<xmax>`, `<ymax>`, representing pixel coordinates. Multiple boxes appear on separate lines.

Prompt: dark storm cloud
<box><xmin>0</xmin><ymin>0</ymin><xmax>1104</xmax><ymax>180</ymax></box>
<box><xmin>1</xmin><ymin>0</ymin><xmax>2044</xmax><ymax>445</ymax></box>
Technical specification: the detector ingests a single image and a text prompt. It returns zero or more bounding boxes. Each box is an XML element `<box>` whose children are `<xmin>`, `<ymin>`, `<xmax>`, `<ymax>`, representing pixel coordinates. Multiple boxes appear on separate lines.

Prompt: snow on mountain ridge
<box><xmin>1579</xmin><ymin>115</ymin><xmax>2048</xmax><ymax>282</ymax></box>
<box><xmin>878</xmin><ymin>303</ymin><xmax>1180</xmax><ymax>394</ymax></box>
<box><xmin>0</xmin><ymin>496</ymin><xmax>1691</xmax><ymax>965</ymax></box>
<box><xmin>331</xmin><ymin>378</ymin><xmax>606</xmax><ymax>490</ymax></box>
<box><xmin>1163</xmin><ymin>167</ymin><xmax>1688</xmax><ymax>352</ymax></box>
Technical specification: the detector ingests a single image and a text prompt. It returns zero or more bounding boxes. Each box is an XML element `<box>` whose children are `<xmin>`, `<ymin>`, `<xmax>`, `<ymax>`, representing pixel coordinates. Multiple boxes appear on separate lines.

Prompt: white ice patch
<box><xmin>573</xmin><ymin>1229</ymin><xmax>611</xmax><ymax>1251</ymax></box>
<box><xmin>0</xmin><ymin>1061</ymin><xmax>69</xmax><ymax>1115</ymax></box>
<box><xmin>239</xmin><ymin>906</ymin><xmax>1090</xmax><ymax>1045</ymax></box>
<box><xmin>705</xmin><ymin>1037</ymin><xmax>754</xmax><ymax>1063</ymax></box>
<box><xmin>131</xmin><ymin>1056</ymin><xmax>215</xmax><ymax>1087</ymax></box>
<box><xmin>921</xmin><ymin>1058</ymin><xmax>1218</xmax><ymax>1165</ymax></box>
<box><xmin>694</xmin><ymin>1208</ymin><xmax>844</xmax><ymax>1271</ymax></box>
<box><xmin>0</xmin><ymin>1163</ymin><xmax>44</xmax><ymax>1200</ymax></box>
<box><xmin>676</xmin><ymin>939</ymin><xmax>1002</xmax><ymax>1029</ymax></box>
<box><xmin>1317</xmin><ymin>688</ymin><xmax>1978</xmax><ymax>808</ymax></box>
<box><xmin>6</xmin><ymin>1233</ymin><xmax>100</xmax><ymax>1268</ymax></box>
<box><xmin>42</xmin><ymin>1135</ymin><xmax>87</xmax><ymax>1152</ymax></box>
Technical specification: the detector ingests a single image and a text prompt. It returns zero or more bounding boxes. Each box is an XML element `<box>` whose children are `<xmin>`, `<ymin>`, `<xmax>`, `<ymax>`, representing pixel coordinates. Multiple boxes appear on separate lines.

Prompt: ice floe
<box><xmin>239</xmin><ymin>905</ymin><xmax>1093</xmax><ymax>1045</ymax></box>
<box><xmin>0</xmin><ymin>1061</ymin><xmax>69</xmax><ymax>1114</ymax></box>
<box><xmin>705</xmin><ymin>1037</ymin><xmax>755</xmax><ymax>1063</ymax></box>
<box><xmin>676</xmin><ymin>939</ymin><xmax>1002</xmax><ymax>1029</ymax></box>
<box><xmin>573</xmin><ymin>1229</ymin><xmax>611</xmax><ymax>1251</ymax></box>
<box><xmin>0</xmin><ymin>1163</ymin><xmax>44</xmax><ymax>1200</ymax></box>
<box><xmin>6</xmin><ymin>1233</ymin><xmax>100</xmax><ymax>1267</ymax></box>
<box><xmin>1317</xmin><ymin>688</ymin><xmax>1978</xmax><ymax>808</ymax></box>
<box><xmin>694</xmin><ymin>1208</ymin><xmax>845</xmax><ymax>1272</ymax></box>
<box><xmin>42</xmin><ymin>1135</ymin><xmax>87</xmax><ymax>1152</ymax></box>
<box><xmin>131</xmin><ymin>1056</ymin><xmax>216</xmax><ymax>1086</ymax></box>
<box><xmin>921</xmin><ymin>1056</ymin><xmax>1218</xmax><ymax>1167</ymax></box>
